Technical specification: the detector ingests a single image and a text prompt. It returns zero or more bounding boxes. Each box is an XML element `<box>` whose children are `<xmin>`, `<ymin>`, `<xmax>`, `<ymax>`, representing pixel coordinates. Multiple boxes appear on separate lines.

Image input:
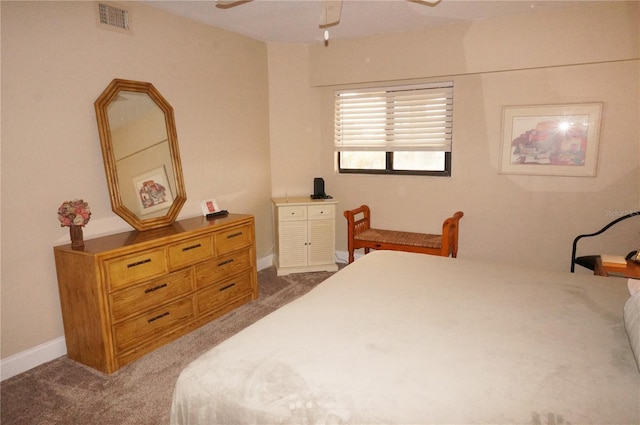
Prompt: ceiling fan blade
<box><xmin>215</xmin><ymin>0</ymin><xmax>253</xmax><ymax>9</ymax></box>
<box><xmin>407</xmin><ymin>0</ymin><xmax>441</xmax><ymax>5</ymax></box>
<box><xmin>319</xmin><ymin>0</ymin><xmax>342</xmax><ymax>28</ymax></box>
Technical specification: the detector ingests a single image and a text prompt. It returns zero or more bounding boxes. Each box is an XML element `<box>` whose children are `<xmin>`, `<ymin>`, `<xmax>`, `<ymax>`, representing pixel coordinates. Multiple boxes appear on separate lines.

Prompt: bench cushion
<box><xmin>355</xmin><ymin>228</ymin><xmax>442</xmax><ymax>249</ymax></box>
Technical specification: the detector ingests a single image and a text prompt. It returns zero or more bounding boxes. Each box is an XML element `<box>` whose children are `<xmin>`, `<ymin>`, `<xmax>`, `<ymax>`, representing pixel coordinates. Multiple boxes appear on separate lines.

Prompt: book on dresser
<box><xmin>601</xmin><ymin>254</ymin><xmax>628</xmax><ymax>268</ymax></box>
<box><xmin>53</xmin><ymin>214</ymin><xmax>257</xmax><ymax>374</ymax></box>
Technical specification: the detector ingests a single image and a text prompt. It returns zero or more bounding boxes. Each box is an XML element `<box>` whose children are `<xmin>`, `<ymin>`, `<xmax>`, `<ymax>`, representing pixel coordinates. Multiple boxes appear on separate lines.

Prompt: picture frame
<box><xmin>200</xmin><ymin>198</ymin><xmax>221</xmax><ymax>216</ymax></box>
<box><xmin>500</xmin><ymin>103</ymin><xmax>603</xmax><ymax>177</ymax></box>
<box><xmin>132</xmin><ymin>166</ymin><xmax>174</xmax><ymax>216</ymax></box>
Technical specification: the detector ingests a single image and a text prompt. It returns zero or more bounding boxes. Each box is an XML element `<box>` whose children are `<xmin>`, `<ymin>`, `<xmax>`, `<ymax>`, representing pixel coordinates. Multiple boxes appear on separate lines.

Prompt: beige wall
<box><xmin>268</xmin><ymin>42</ymin><xmax>325</xmax><ymax>198</ymax></box>
<box><xmin>2</xmin><ymin>0</ymin><xmax>639</xmax><ymax>369</ymax></box>
<box><xmin>1</xmin><ymin>2</ymin><xmax>271</xmax><ymax>359</ymax></box>
<box><xmin>269</xmin><ymin>2</ymin><xmax>640</xmax><ymax>271</ymax></box>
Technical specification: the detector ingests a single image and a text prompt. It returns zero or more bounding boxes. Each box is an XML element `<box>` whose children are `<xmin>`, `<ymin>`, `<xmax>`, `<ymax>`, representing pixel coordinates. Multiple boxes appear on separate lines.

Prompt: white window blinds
<box><xmin>335</xmin><ymin>81</ymin><xmax>453</xmax><ymax>152</ymax></box>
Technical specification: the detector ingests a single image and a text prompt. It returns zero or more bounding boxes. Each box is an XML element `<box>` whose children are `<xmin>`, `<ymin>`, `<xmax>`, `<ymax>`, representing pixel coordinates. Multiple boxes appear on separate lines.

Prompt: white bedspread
<box><xmin>171</xmin><ymin>251</ymin><xmax>640</xmax><ymax>424</ymax></box>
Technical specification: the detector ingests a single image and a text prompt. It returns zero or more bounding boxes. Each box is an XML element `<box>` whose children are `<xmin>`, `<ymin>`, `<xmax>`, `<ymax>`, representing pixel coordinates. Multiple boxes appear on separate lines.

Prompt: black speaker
<box><xmin>313</xmin><ymin>178</ymin><xmax>325</xmax><ymax>198</ymax></box>
<box><xmin>312</xmin><ymin>177</ymin><xmax>331</xmax><ymax>199</ymax></box>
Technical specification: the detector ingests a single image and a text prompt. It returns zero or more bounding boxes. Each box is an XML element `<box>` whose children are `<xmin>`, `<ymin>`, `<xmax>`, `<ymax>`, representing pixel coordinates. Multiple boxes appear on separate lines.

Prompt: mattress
<box><xmin>170</xmin><ymin>250</ymin><xmax>640</xmax><ymax>424</ymax></box>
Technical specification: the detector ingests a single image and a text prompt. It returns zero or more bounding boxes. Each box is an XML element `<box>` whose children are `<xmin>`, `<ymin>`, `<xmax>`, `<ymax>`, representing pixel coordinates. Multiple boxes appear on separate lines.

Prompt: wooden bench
<box><xmin>343</xmin><ymin>205</ymin><xmax>464</xmax><ymax>264</ymax></box>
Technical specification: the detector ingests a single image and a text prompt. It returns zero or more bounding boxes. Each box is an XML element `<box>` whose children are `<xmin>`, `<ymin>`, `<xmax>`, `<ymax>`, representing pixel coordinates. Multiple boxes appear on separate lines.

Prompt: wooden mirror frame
<box><xmin>95</xmin><ymin>79</ymin><xmax>186</xmax><ymax>231</ymax></box>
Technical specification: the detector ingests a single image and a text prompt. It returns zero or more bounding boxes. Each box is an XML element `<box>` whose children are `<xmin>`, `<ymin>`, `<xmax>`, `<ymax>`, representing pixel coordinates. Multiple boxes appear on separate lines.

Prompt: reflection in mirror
<box><xmin>108</xmin><ymin>91</ymin><xmax>175</xmax><ymax>219</ymax></box>
<box><xmin>95</xmin><ymin>80</ymin><xmax>186</xmax><ymax>231</ymax></box>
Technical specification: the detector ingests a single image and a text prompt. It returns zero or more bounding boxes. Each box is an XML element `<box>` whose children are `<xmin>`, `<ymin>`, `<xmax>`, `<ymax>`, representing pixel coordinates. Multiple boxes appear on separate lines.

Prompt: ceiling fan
<box><xmin>215</xmin><ymin>0</ymin><xmax>441</xmax><ymax>44</ymax></box>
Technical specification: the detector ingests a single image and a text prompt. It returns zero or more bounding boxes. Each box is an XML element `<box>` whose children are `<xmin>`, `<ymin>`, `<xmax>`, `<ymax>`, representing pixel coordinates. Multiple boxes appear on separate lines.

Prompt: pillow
<box><xmin>624</xmin><ymin>292</ymin><xmax>640</xmax><ymax>372</ymax></box>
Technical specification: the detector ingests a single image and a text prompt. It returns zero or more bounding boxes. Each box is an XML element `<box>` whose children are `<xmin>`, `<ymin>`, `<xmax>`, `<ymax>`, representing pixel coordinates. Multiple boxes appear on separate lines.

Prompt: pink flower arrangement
<box><xmin>58</xmin><ymin>199</ymin><xmax>91</xmax><ymax>227</ymax></box>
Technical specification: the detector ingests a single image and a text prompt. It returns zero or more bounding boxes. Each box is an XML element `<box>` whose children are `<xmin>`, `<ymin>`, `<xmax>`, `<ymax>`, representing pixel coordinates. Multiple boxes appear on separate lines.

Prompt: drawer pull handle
<box><xmin>218</xmin><ymin>259</ymin><xmax>234</xmax><ymax>267</ymax></box>
<box><xmin>182</xmin><ymin>243</ymin><xmax>202</xmax><ymax>252</ymax></box>
<box><xmin>220</xmin><ymin>283</ymin><xmax>236</xmax><ymax>292</ymax></box>
<box><xmin>144</xmin><ymin>283</ymin><xmax>168</xmax><ymax>294</ymax></box>
<box><xmin>147</xmin><ymin>311</ymin><xmax>170</xmax><ymax>323</ymax></box>
<box><xmin>227</xmin><ymin>232</ymin><xmax>243</xmax><ymax>239</ymax></box>
<box><xmin>127</xmin><ymin>258</ymin><xmax>151</xmax><ymax>268</ymax></box>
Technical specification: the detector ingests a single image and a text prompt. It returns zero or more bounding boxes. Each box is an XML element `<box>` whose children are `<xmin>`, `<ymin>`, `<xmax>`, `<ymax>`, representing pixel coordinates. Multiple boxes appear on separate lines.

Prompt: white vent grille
<box><xmin>98</xmin><ymin>3</ymin><xmax>130</xmax><ymax>31</ymax></box>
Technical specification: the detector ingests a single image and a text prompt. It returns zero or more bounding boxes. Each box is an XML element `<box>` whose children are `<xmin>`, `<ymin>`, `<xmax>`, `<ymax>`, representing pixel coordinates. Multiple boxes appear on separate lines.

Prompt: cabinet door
<box><xmin>307</xmin><ymin>219</ymin><xmax>335</xmax><ymax>266</ymax></box>
<box><xmin>278</xmin><ymin>220</ymin><xmax>308</xmax><ymax>268</ymax></box>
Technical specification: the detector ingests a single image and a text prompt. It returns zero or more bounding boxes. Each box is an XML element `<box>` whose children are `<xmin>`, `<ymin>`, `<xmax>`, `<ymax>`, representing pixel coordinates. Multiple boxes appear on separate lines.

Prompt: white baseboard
<box><xmin>257</xmin><ymin>254</ymin><xmax>274</xmax><ymax>271</ymax></box>
<box><xmin>1</xmin><ymin>336</ymin><xmax>67</xmax><ymax>381</ymax></box>
<box><xmin>335</xmin><ymin>250</ymin><xmax>354</xmax><ymax>264</ymax></box>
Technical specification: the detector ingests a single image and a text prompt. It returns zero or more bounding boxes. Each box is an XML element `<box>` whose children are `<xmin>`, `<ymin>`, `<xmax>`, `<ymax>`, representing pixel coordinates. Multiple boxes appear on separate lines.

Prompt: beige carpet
<box><xmin>0</xmin><ymin>267</ymin><xmax>338</xmax><ymax>425</ymax></box>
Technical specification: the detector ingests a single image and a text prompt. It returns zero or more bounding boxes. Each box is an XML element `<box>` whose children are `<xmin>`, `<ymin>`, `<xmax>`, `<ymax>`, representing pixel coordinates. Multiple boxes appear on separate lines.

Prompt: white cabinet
<box><xmin>272</xmin><ymin>197</ymin><xmax>339</xmax><ymax>276</ymax></box>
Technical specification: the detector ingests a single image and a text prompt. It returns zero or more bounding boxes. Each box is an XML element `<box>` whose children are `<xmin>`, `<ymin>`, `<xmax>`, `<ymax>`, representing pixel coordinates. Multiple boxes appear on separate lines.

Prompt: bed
<box><xmin>170</xmin><ymin>251</ymin><xmax>640</xmax><ymax>424</ymax></box>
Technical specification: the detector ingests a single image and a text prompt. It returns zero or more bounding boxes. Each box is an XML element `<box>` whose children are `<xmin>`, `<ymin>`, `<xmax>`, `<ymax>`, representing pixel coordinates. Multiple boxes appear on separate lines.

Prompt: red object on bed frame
<box><xmin>343</xmin><ymin>205</ymin><xmax>464</xmax><ymax>264</ymax></box>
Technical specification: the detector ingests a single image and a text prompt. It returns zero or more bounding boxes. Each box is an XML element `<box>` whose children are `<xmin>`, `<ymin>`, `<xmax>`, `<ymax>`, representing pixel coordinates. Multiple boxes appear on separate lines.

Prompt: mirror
<box><xmin>95</xmin><ymin>79</ymin><xmax>186</xmax><ymax>231</ymax></box>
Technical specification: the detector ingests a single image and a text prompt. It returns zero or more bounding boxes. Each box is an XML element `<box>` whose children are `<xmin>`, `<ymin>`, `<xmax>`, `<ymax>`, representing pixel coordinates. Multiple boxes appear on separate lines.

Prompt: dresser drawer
<box><xmin>168</xmin><ymin>235</ymin><xmax>213</xmax><ymax>270</ymax></box>
<box><xmin>278</xmin><ymin>205</ymin><xmax>307</xmax><ymax>221</ymax></box>
<box><xmin>105</xmin><ymin>248</ymin><xmax>168</xmax><ymax>291</ymax></box>
<box><xmin>194</xmin><ymin>249</ymin><xmax>252</xmax><ymax>289</ymax></box>
<box><xmin>113</xmin><ymin>296</ymin><xmax>195</xmax><ymax>354</ymax></box>
<box><xmin>197</xmin><ymin>270</ymin><xmax>253</xmax><ymax>314</ymax></box>
<box><xmin>308</xmin><ymin>204</ymin><xmax>335</xmax><ymax>219</ymax></box>
<box><xmin>109</xmin><ymin>268</ymin><xmax>194</xmax><ymax>322</ymax></box>
<box><xmin>215</xmin><ymin>224</ymin><xmax>253</xmax><ymax>255</ymax></box>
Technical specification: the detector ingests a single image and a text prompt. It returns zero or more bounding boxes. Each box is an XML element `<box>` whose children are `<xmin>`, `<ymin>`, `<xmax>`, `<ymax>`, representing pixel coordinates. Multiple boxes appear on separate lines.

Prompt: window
<box><xmin>335</xmin><ymin>81</ymin><xmax>453</xmax><ymax>176</ymax></box>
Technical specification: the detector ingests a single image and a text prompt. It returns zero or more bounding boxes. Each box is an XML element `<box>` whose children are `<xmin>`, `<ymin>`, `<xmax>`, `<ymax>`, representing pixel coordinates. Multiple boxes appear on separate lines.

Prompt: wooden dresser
<box><xmin>53</xmin><ymin>214</ymin><xmax>257</xmax><ymax>374</ymax></box>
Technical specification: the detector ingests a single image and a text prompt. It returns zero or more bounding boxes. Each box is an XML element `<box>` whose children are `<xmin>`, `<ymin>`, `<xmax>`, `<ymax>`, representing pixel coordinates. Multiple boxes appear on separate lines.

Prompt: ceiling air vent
<box><xmin>97</xmin><ymin>3</ymin><xmax>131</xmax><ymax>33</ymax></box>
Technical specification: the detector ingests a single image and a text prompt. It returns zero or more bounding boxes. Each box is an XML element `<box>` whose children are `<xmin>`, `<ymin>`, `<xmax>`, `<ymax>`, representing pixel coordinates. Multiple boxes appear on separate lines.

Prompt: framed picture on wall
<box><xmin>132</xmin><ymin>166</ymin><xmax>174</xmax><ymax>215</ymax></box>
<box><xmin>499</xmin><ymin>103</ymin><xmax>603</xmax><ymax>177</ymax></box>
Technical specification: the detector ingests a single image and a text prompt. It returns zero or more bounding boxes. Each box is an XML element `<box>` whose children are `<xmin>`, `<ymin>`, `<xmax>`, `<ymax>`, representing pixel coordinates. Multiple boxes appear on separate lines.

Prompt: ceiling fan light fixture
<box><xmin>215</xmin><ymin>0</ymin><xmax>443</xmax><ymax>44</ymax></box>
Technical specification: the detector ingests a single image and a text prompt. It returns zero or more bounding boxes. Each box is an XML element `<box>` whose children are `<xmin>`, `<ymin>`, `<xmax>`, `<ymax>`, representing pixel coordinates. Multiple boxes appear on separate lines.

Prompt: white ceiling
<box><xmin>143</xmin><ymin>0</ymin><xmax>606</xmax><ymax>44</ymax></box>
